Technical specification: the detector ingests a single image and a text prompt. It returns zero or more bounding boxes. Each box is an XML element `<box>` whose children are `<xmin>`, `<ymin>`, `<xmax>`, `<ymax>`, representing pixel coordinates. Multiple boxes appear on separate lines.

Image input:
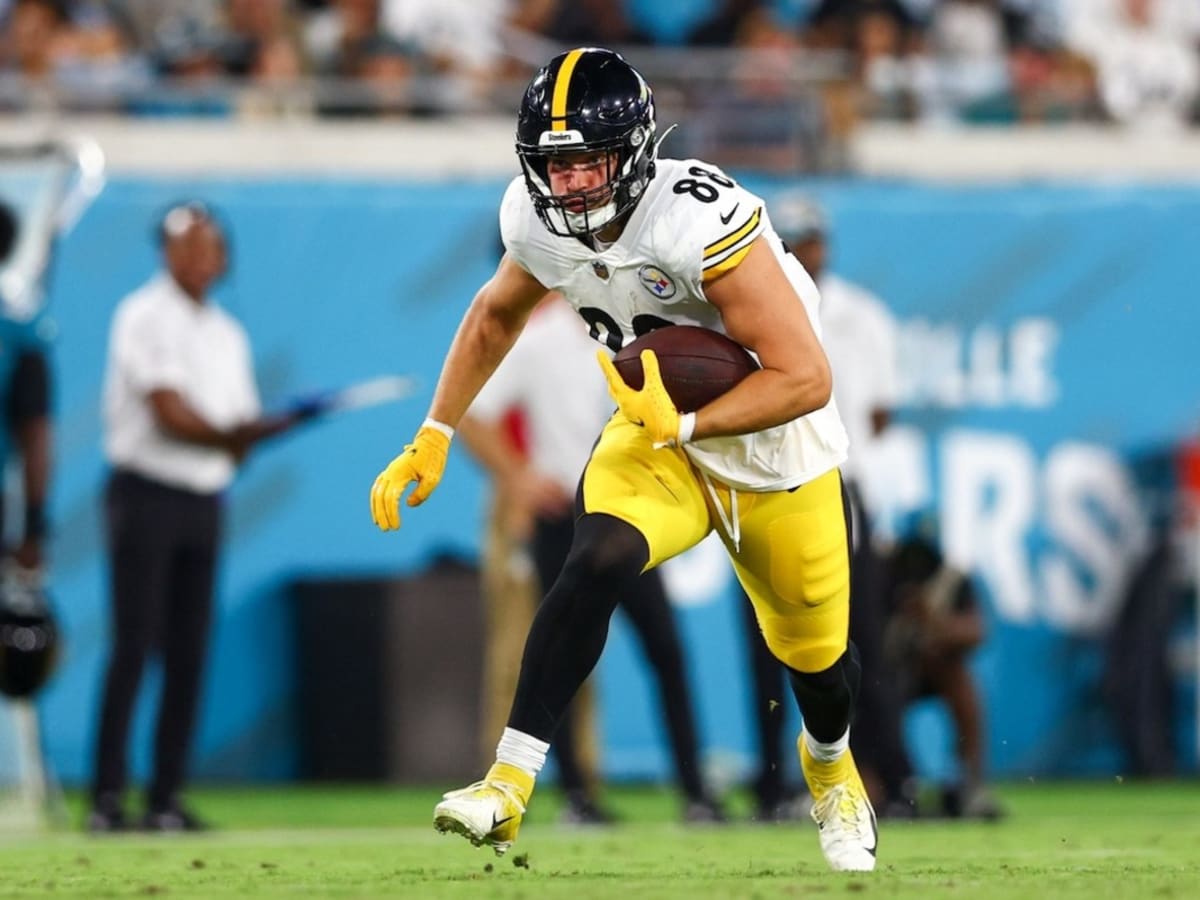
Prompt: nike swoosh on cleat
<box><xmin>491</xmin><ymin>813</ymin><xmax>515</xmax><ymax>831</ymax></box>
<box><xmin>719</xmin><ymin>204</ymin><xmax>740</xmax><ymax>225</ymax></box>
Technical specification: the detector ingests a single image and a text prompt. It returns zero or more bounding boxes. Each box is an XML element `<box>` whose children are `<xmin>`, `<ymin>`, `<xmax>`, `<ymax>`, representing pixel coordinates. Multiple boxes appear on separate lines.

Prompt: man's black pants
<box><xmin>92</xmin><ymin>469</ymin><xmax>221</xmax><ymax>811</ymax></box>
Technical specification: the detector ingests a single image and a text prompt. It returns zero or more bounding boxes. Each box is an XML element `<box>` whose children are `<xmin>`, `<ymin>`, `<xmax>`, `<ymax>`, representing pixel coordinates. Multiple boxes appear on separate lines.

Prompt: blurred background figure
<box><xmin>1059</xmin><ymin>0</ymin><xmax>1200</xmax><ymax>130</ymax></box>
<box><xmin>772</xmin><ymin>193</ymin><xmax>918</xmax><ymax>817</ymax></box>
<box><xmin>0</xmin><ymin>199</ymin><xmax>53</xmax><ymax>583</ymax></box>
<box><xmin>0</xmin><ymin>134</ymin><xmax>112</xmax><ymax>826</ymax></box>
<box><xmin>0</xmin><ymin>197</ymin><xmax>61</xmax><ymax>829</ymax></box>
<box><xmin>89</xmin><ymin>202</ymin><xmax>314</xmax><ymax>833</ymax></box>
<box><xmin>1102</xmin><ymin>440</ymin><xmax>1197</xmax><ymax>779</ymax></box>
<box><xmin>378</xmin><ymin>0</ymin><xmax>507</xmax><ymax>108</ymax></box>
<box><xmin>883</xmin><ymin>528</ymin><xmax>1003</xmax><ymax>820</ymax></box>
<box><xmin>0</xmin><ymin>0</ymin><xmax>1185</xmax><ymax>133</ymax></box>
<box><xmin>924</xmin><ymin>0</ymin><xmax>1014</xmax><ymax>122</ymax></box>
<box><xmin>459</xmin><ymin>293</ymin><xmax>726</xmax><ymax>825</ymax></box>
<box><xmin>690</xmin><ymin>7</ymin><xmax>828</xmax><ymax>173</ymax></box>
<box><xmin>509</xmin><ymin>0</ymin><xmax>651</xmax><ymax>47</ymax></box>
<box><xmin>803</xmin><ymin>0</ymin><xmax>934</xmax><ymax>124</ymax></box>
<box><xmin>0</xmin><ymin>0</ymin><xmax>149</xmax><ymax>112</ymax></box>
<box><xmin>306</xmin><ymin>0</ymin><xmax>424</xmax><ymax>116</ymax></box>
<box><xmin>221</xmin><ymin>0</ymin><xmax>305</xmax><ymax>84</ymax></box>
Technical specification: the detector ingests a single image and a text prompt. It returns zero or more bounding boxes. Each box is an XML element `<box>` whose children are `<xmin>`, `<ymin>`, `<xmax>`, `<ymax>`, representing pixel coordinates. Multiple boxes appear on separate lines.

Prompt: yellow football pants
<box><xmin>581</xmin><ymin>414</ymin><xmax>850</xmax><ymax>673</ymax></box>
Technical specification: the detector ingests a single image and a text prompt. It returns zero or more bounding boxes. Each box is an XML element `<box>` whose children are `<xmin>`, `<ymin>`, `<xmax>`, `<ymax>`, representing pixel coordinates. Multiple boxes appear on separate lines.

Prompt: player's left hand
<box><xmin>597</xmin><ymin>349</ymin><xmax>684</xmax><ymax>448</ymax></box>
<box><xmin>369</xmin><ymin>425</ymin><xmax>451</xmax><ymax>531</ymax></box>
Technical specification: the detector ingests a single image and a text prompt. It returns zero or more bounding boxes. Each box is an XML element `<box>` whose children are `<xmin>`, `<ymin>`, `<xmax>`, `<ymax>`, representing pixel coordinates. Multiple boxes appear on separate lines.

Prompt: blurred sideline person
<box><xmin>884</xmin><ymin>530</ymin><xmax>1003</xmax><ymax>820</ymax></box>
<box><xmin>459</xmin><ymin>293</ymin><xmax>725</xmax><ymax>825</ymax></box>
<box><xmin>772</xmin><ymin>195</ymin><xmax>918</xmax><ymax>817</ymax></box>
<box><xmin>371</xmin><ymin>48</ymin><xmax>879</xmax><ymax>871</ymax></box>
<box><xmin>0</xmin><ymin>197</ymin><xmax>60</xmax><ymax>707</ymax></box>
<box><xmin>89</xmin><ymin>203</ymin><xmax>317</xmax><ymax>832</ymax></box>
<box><xmin>0</xmin><ymin>200</ymin><xmax>53</xmax><ymax>576</ymax></box>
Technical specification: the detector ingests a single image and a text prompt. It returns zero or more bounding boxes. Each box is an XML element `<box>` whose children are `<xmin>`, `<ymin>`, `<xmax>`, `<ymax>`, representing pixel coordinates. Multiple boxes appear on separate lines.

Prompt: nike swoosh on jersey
<box><xmin>719</xmin><ymin>203</ymin><xmax>740</xmax><ymax>225</ymax></box>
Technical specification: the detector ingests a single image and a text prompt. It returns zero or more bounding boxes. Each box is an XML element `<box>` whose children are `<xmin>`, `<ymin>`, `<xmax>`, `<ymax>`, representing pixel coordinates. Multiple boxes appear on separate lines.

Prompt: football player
<box><xmin>370</xmin><ymin>47</ymin><xmax>877</xmax><ymax>871</ymax></box>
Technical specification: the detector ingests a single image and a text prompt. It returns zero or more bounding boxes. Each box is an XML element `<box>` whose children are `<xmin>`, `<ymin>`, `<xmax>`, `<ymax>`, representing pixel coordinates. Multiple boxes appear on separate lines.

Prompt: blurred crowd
<box><xmin>1</xmin><ymin>1</ymin><xmax>1198</xmax><ymax>144</ymax></box>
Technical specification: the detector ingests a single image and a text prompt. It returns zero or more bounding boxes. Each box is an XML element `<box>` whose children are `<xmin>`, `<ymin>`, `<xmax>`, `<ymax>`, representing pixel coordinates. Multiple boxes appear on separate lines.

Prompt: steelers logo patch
<box><xmin>638</xmin><ymin>265</ymin><xmax>676</xmax><ymax>300</ymax></box>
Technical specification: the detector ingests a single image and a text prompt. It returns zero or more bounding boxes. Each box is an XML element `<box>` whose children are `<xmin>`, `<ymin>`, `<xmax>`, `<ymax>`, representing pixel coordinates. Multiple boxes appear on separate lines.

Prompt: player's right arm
<box><xmin>426</xmin><ymin>255</ymin><xmax>548</xmax><ymax>430</ymax></box>
<box><xmin>369</xmin><ymin>254</ymin><xmax>549</xmax><ymax>531</ymax></box>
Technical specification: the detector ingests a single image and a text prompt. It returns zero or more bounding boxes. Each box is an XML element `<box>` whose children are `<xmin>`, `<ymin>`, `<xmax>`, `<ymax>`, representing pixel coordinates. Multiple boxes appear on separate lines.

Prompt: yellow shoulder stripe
<box><xmin>703</xmin><ymin>206</ymin><xmax>762</xmax><ymax>261</ymax></box>
<box><xmin>552</xmin><ymin>49</ymin><xmax>586</xmax><ymax>131</ymax></box>
<box><xmin>702</xmin><ymin>244</ymin><xmax>754</xmax><ymax>282</ymax></box>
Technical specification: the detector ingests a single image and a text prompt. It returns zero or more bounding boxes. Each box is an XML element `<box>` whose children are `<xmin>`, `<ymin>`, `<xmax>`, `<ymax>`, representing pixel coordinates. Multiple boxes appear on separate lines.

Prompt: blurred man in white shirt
<box><xmin>91</xmin><ymin>202</ymin><xmax>309</xmax><ymax>833</ymax></box>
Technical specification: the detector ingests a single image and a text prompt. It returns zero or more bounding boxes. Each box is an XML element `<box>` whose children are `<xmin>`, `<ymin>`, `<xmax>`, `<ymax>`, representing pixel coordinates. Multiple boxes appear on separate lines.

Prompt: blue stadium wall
<box><xmin>35</xmin><ymin>173</ymin><xmax>1199</xmax><ymax>785</ymax></box>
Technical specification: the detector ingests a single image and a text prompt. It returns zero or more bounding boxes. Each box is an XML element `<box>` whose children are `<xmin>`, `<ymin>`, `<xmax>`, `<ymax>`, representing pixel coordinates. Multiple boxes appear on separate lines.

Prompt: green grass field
<box><xmin>0</xmin><ymin>781</ymin><xmax>1197</xmax><ymax>898</ymax></box>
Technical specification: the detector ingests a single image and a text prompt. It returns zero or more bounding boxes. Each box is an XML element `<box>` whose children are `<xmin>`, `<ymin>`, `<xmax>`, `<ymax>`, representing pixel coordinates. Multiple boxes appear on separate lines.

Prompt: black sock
<box><xmin>787</xmin><ymin>643</ymin><xmax>861</xmax><ymax>744</ymax></box>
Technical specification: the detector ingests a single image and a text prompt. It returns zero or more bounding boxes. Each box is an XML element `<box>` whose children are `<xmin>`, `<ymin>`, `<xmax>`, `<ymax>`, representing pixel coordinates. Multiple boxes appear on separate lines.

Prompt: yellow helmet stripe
<box><xmin>551</xmin><ymin>48</ymin><xmax>586</xmax><ymax>131</ymax></box>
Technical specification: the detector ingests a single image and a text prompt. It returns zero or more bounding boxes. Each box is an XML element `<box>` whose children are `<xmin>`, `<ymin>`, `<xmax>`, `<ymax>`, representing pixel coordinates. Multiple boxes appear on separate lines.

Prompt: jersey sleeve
<box><xmin>498</xmin><ymin>175</ymin><xmax>553</xmax><ymax>286</ymax></box>
<box><xmin>499</xmin><ymin>178</ymin><xmax>567</xmax><ymax>290</ymax></box>
<box><xmin>659</xmin><ymin>161</ymin><xmax>768</xmax><ymax>298</ymax></box>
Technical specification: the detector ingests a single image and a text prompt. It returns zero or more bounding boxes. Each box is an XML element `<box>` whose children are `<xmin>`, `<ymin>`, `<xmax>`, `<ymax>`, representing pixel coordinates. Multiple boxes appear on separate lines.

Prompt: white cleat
<box><xmin>433</xmin><ymin>780</ymin><xmax>526</xmax><ymax>857</ymax></box>
<box><xmin>800</xmin><ymin>738</ymin><xmax>878</xmax><ymax>872</ymax></box>
<box><xmin>809</xmin><ymin>781</ymin><xmax>879</xmax><ymax>872</ymax></box>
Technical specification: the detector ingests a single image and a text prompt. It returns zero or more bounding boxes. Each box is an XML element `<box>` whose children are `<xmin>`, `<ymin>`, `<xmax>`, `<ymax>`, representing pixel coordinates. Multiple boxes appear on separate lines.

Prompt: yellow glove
<box><xmin>370</xmin><ymin>423</ymin><xmax>451</xmax><ymax>531</ymax></box>
<box><xmin>597</xmin><ymin>349</ymin><xmax>693</xmax><ymax>448</ymax></box>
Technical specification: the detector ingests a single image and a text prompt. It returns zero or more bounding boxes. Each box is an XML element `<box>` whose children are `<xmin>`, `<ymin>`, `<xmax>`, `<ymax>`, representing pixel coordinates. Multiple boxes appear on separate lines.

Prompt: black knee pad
<box><xmin>787</xmin><ymin>643</ymin><xmax>861</xmax><ymax>743</ymax></box>
<box><xmin>552</xmin><ymin>514</ymin><xmax>648</xmax><ymax>597</ymax></box>
<box><xmin>531</xmin><ymin>514</ymin><xmax>649</xmax><ymax>644</ymax></box>
<box><xmin>789</xmin><ymin>643</ymin><xmax>862</xmax><ymax>697</ymax></box>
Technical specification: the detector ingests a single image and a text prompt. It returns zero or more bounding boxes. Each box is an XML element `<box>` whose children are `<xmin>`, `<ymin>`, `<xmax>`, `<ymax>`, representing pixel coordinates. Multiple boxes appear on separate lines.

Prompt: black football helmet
<box><xmin>0</xmin><ymin>565</ymin><xmax>59</xmax><ymax>699</ymax></box>
<box><xmin>516</xmin><ymin>47</ymin><xmax>662</xmax><ymax>237</ymax></box>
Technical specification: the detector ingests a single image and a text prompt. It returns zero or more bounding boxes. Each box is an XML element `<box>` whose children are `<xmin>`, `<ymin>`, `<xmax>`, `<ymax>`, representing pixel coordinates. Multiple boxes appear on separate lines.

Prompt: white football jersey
<box><xmin>500</xmin><ymin>157</ymin><xmax>848</xmax><ymax>492</ymax></box>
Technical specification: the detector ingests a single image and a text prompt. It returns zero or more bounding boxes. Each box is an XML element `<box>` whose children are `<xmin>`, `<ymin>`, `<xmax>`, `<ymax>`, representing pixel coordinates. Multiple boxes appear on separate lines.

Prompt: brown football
<box><xmin>613</xmin><ymin>325</ymin><xmax>759</xmax><ymax>413</ymax></box>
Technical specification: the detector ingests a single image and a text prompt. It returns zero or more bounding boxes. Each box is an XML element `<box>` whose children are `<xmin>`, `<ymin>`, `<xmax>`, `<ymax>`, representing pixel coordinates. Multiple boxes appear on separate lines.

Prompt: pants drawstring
<box><xmin>699</xmin><ymin>469</ymin><xmax>740</xmax><ymax>553</ymax></box>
